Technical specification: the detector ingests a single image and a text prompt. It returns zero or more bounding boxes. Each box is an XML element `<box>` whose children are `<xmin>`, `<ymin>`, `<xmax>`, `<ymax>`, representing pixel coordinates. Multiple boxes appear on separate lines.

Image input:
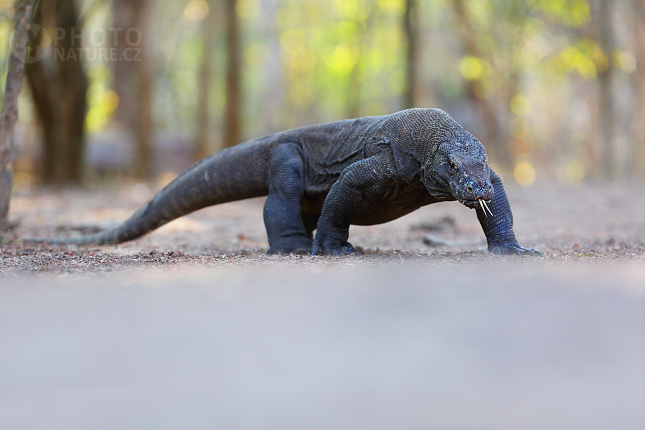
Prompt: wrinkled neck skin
<box><xmin>420</xmin><ymin>160</ymin><xmax>454</xmax><ymax>201</ymax></box>
<box><xmin>386</xmin><ymin>109</ymin><xmax>493</xmax><ymax>206</ymax></box>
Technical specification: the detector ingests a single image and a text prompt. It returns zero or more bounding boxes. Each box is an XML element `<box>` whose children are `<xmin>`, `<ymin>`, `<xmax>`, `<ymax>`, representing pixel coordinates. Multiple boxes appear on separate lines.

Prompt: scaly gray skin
<box><xmin>23</xmin><ymin>108</ymin><xmax>541</xmax><ymax>257</ymax></box>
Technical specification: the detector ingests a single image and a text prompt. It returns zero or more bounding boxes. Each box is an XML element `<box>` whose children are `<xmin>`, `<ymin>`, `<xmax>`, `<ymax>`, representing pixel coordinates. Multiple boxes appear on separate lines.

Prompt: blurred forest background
<box><xmin>1</xmin><ymin>0</ymin><xmax>644</xmax><ymax>189</ymax></box>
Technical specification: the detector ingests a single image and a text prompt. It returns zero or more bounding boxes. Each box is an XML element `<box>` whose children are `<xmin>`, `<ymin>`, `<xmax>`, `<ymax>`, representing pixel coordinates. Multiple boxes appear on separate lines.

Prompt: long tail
<box><xmin>23</xmin><ymin>139</ymin><xmax>272</xmax><ymax>245</ymax></box>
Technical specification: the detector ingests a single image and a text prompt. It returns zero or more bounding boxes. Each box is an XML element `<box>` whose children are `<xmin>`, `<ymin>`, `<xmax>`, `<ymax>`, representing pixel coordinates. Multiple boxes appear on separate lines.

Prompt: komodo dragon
<box><xmin>26</xmin><ymin>108</ymin><xmax>542</xmax><ymax>256</ymax></box>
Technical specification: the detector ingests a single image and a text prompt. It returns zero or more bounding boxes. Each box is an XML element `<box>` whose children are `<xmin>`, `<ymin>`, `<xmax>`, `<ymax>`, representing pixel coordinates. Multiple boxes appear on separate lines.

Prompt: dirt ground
<box><xmin>1</xmin><ymin>179</ymin><xmax>644</xmax><ymax>272</ymax></box>
<box><xmin>1</xmin><ymin>181</ymin><xmax>644</xmax><ymax>430</ymax></box>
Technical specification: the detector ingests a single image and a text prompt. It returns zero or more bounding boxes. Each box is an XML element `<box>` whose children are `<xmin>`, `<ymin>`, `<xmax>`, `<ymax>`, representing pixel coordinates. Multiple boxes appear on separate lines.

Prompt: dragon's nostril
<box><xmin>466</xmin><ymin>183</ymin><xmax>474</xmax><ymax>193</ymax></box>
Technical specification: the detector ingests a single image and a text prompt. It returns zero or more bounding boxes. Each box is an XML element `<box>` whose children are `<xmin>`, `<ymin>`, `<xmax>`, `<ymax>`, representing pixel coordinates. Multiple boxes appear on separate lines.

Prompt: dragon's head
<box><xmin>422</xmin><ymin>139</ymin><xmax>494</xmax><ymax>211</ymax></box>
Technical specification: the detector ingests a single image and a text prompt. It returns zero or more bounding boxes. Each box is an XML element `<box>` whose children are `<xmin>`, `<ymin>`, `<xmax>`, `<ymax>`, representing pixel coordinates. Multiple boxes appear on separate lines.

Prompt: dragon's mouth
<box><xmin>458</xmin><ymin>198</ymin><xmax>494</xmax><ymax>216</ymax></box>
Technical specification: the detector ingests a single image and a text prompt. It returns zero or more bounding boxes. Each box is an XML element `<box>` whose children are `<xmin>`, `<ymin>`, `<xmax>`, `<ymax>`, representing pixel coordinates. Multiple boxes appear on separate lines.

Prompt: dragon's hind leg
<box><xmin>263</xmin><ymin>143</ymin><xmax>313</xmax><ymax>254</ymax></box>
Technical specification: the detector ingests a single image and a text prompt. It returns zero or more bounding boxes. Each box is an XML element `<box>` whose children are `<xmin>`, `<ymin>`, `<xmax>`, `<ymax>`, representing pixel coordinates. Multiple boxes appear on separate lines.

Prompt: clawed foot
<box><xmin>311</xmin><ymin>218</ymin><xmax>357</xmax><ymax>256</ymax></box>
<box><xmin>267</xmin><ymin>236</ymin><xmax>312</xmax><ymax>255</ymax></box>
<box><xmin>312</xmin><ymin>238</ymin><xmax>357</xmax><ymax>256</ymax></box>
<box><xmin>489</xmin><ymin>242</ymin><xmax>543</xmax><ymax>257</ymax></box>
<box><xmin>266</xmin><ymin>234</ymin><xmax>358</xmax><ymax>256</ymax></box>
<box><xmin>267</xmin><ymin>247</ymin><xmax>311</xmax><ymax>255</ymax></box>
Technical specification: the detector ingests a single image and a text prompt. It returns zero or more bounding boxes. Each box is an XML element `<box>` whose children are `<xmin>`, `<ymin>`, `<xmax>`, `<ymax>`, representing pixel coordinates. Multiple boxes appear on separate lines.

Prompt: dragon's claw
<box><xmin>489</xmin><ymin>243</ymin><xmax>543</xmax><ymax>257</ymax></box>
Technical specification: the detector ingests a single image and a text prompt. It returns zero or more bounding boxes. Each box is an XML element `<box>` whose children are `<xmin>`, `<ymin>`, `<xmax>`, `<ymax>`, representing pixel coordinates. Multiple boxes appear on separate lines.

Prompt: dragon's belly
<box><xmin>301</xmin><ymin>182</ymin><xmax>447</xmax><ymax>227</ymax></box>
<box><xmin>351</xmin><ymin>188</ymin><xmax>442</xmax><ymax>226</ymax></box>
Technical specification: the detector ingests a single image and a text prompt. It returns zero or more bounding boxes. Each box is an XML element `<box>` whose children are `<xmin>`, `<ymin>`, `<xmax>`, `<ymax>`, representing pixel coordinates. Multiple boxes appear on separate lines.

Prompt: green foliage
<box><xmin>528</xmin><ymin>0</ymin><xmax>590</xmax><ymax>27</ymax></box>
<box><xmin>67</xmin><ymin>0</ymin><xmax>608</xmax><ymax>137</ymax></box>
<box><xmin>6</xmin><ymin>0</ymin><xmax>642</xmax><ymax>180</ymax></box>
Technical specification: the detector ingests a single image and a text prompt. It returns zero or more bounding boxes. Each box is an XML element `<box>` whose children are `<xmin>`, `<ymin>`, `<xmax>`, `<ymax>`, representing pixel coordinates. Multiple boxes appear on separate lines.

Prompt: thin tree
<box><xmin>25</xmin><ymin>0</ymin><xmax>88</xmax><ymax>186</ymax></box>
<box><xmin>451</xmin><ymin>0</ymin><xmax>511</xmax><ymax>170</ymax></box>
<box><xmin>403</xmin><ymin>0</ymin><xmax>418</xmax><ymax>109</ymax></box>
<box><xmin>346</xmin><ymin>3</ymin><xmax>376</xmax><ymax>119</ymax></box>
<box><xmin>223</xmin><ymin>0</ymin><xmax>241</xmax><ymax>148</ymax></box>
<box><xmin>0</xmin><ymin>0</ymin><xmax>37</xmax><ymax>231</ymax></box>
<box><xmin>111</xmin><ymin>0</ymin><xmax>154</xmax><ymax>179</ymax></box>
<box><xmin>195</xmin><ymin>1</ymin><xmax>216</xmax><ymax>161</ymax></box>
<box><xmin>593</xmin><ymin>0</ymin><xmax>616</xmax><ymax>177</ymax></box>
<box><xmin>633</xmin><ymin>0</ymin><xmax>645</xmax><ymax>175</ymax></box>
<box><xmin>259</xmin><ymin>0</ymin><xmax>282</xmax><ymax>135</ymax></box>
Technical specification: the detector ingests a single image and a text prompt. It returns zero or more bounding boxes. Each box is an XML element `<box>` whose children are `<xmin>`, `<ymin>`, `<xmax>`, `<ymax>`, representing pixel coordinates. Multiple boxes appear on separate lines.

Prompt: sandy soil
<box><xmin>2</xmin><ymin>181</ymin><xmax>644</xmax><ymax>429</ymax></box>
<box><xmin>1</xmin><ymin>180</ymin><xmax>644</xmax><ymax>273</ymax></box>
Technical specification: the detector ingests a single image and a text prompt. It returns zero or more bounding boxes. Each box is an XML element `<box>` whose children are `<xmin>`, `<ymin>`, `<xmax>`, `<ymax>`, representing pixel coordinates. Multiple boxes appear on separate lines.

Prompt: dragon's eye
<box><xmin>449</xmin><ymin>160</ymin><xmax>457</xmax><ymax>170</ymax></box>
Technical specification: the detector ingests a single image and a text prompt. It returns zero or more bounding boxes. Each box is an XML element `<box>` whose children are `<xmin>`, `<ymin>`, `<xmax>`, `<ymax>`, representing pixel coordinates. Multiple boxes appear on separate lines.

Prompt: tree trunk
<box><xmin>135</xmin><ymin>56</ymin><xmax>153</xmax><ymax>179</ymax></box>
<box><xmin>0</xmin><ymin>0</ymin><xmax>37</xmax><ymax>231</ymax></box>
<box><xmin>404</xmin><ymin>0</ymin><xmax>418</xmax><ymax>109</ymax></box>
<box><xmin>632</xmin><ymin>1</ymin><xmax>645</xmax><ymax>176</ymax></box>
<box><xmin>594</xmin><ymin>0</ymin><xmax>616</xmax><ymax>178</ymax></box>
<box><xmin>451</xmin><ymin>0</ymin><xmax>511</xmax><ymax>169</ymax></box>
<box><xmin>111</xmin><ymin>0</ymin><xmax>153</xmax><ymax>179</ymax></box>
<box><xmin>345</xmin><ymin>5</ymin><xmax>376</xmax><ymax>119</ymax></box>
<box><xmin>195</xmin><ymin>4</ymin><xmax>215</xmax><ymax>161</ymax></box>
<box><xmin>259</xmin><ymin>0</ymin><xmax>282</xmax><ymax>134</ymax></box>
<box><xmin>224</xmin><ymin>0</ymin><xmax>241</xmax><ymax>148</ymax></box>
<box><xmin>25</xmin><ymin>0</ymin><xmax>88</xmax><ymax>186</ymax></box>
